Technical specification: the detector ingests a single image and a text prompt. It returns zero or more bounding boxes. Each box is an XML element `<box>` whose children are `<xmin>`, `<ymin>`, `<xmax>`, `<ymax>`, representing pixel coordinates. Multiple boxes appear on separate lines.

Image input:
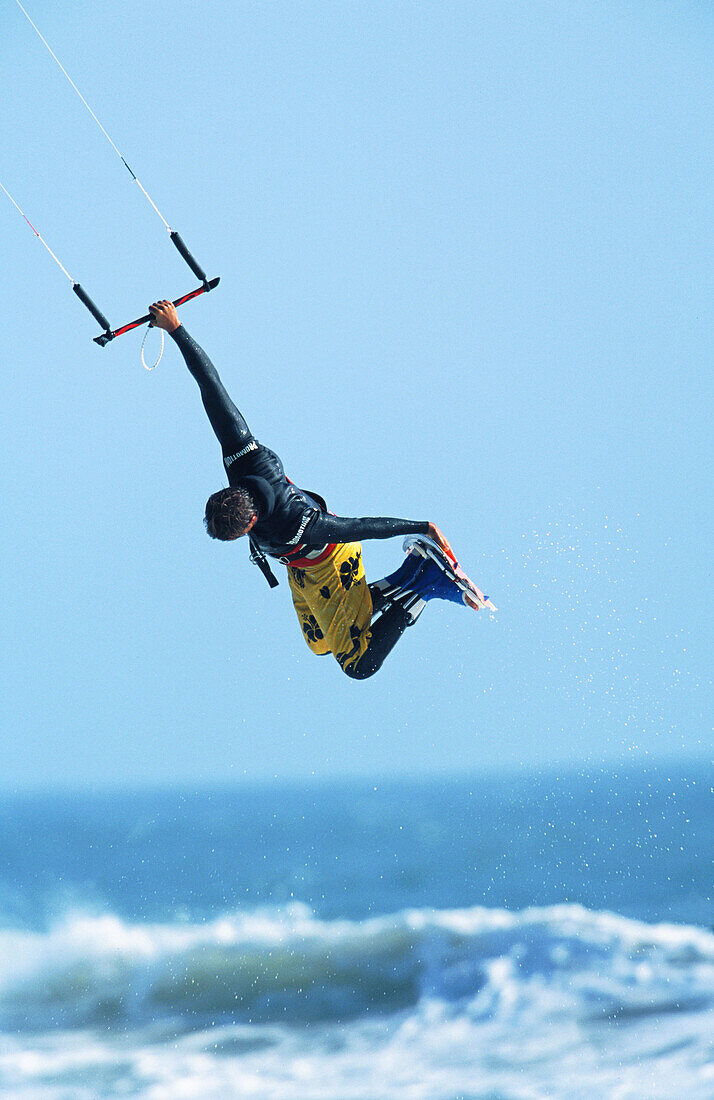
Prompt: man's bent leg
<box><xmin>287</xmin><ymin>544</ymin><xmax>415</xmax><ymax>680</ymax></box>
<box><xmin>341</xmin><ymin>602</ymin><xmax>412</xmax><ymax>680</ymax></box>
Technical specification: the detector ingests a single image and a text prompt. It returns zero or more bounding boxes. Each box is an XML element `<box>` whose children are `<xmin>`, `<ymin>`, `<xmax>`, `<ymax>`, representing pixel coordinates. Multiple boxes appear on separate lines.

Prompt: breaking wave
<box><xmin>0</xmin><ymin>903</ymin><xmax>712</xmax><ymax>1098</ymax></box>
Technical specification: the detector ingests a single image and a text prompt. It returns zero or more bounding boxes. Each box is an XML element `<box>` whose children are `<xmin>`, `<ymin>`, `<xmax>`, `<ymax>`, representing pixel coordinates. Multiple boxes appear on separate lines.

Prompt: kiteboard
<box><xmin>402</xmin><ymin>535</ymin><xmax>497</xmax><ymax>613</ymax></box>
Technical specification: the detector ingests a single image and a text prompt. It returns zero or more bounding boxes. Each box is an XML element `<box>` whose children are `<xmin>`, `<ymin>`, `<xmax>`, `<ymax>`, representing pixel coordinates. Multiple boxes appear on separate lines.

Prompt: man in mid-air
<box><xmin>150</xmin><ymin>300</ymin><xmax>473</xmax><ymax>679</ymax></box>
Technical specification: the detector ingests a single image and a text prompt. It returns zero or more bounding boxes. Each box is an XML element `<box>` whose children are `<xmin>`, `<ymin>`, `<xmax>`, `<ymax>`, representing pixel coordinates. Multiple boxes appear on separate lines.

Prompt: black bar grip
<box><xmin>73</xmin><ymin>283</ymin><xmax>111</xmax><ymax>332</ymax></box>
<box><xmin>170</xmin><ymin>231</ymin><xmax>208</xmax><ymax>283</ymax></box>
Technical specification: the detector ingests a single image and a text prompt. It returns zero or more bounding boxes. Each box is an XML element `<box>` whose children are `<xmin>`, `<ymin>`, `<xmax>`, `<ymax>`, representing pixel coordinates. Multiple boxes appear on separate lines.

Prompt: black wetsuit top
<box><xmin>171</xmin><ymin>325</ymin><xmax>430</xmax><ymax>559</ymax></box>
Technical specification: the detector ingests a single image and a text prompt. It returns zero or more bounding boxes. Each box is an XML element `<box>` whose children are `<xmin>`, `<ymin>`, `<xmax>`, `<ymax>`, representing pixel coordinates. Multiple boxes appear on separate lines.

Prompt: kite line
<box><xmin>3</xmin><ymin>0</ymin><xmax>219</xmax><ymax>346</ymax></box>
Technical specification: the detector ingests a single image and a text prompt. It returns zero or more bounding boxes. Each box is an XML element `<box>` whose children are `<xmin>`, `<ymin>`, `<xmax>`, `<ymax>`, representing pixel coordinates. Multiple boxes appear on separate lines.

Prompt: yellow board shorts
<box><xmin>286</xmin><ymin>542</ymin><xmax>373</xmax><ymax>672</ymax></box>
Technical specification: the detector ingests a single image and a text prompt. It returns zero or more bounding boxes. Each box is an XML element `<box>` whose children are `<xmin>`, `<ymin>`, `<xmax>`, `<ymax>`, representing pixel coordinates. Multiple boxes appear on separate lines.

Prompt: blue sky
<box><xmin>1</xmin><ymin>1</ymin><xmax>711</xmax><ymax>788</ymax></box>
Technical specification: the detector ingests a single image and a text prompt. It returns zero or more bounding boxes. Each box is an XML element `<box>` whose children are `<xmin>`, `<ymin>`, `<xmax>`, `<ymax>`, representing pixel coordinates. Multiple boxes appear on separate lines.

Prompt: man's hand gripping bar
<box><xmin>92</xmin><ymin>276</ymin><xmax>220</xmax><ymax>347</ymax></box>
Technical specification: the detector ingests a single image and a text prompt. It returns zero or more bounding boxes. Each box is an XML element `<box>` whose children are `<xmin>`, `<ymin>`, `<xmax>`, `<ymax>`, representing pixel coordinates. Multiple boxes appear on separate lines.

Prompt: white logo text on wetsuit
<box><xmin>224</xmin><ymin>441</ymin><xmax>258</xmax><ymax>467</ymax></box>
<box><xmin>285</xmin><ymin>510</ymin><xmax>315</xmax><ymax>546</ymax></box>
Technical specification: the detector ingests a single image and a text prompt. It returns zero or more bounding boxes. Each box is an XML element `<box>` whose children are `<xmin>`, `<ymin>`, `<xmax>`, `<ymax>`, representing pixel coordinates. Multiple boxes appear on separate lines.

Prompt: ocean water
<box><xmin>0</xmin><ymin>763</ymin><xmax>711</xmax><ymax>1099</ymax></box>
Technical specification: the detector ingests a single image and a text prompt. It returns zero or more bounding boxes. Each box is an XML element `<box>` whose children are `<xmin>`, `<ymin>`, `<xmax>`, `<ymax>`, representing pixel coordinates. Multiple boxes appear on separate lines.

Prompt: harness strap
<box><xmin>249</xmin><ymin>536</ymin><xmax>280</xmax><ymax>588</ymax></box>
<box><xmin>280</xmin><ymin>543</ymin><xmax>335</xmax><ymax>568</ymax></box>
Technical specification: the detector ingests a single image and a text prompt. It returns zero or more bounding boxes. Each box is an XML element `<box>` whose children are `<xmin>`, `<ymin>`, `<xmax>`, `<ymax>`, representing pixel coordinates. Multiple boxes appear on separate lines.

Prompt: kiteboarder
<box><xmin>149</xmin><ymin>300</ymin><xmax>476</xmax><ymax>679</ymax></box>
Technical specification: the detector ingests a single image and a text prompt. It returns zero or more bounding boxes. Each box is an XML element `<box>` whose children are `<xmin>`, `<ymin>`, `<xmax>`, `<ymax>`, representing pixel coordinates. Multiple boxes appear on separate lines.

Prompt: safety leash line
<box><xmin>141</xmin><ymin>325</ymin><xmax>165</xmax><ymax>371</ymax></box>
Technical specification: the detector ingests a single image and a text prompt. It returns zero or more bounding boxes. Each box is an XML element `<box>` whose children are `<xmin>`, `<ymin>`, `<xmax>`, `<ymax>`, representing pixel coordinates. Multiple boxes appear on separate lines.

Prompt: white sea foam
<box><xmin>0</xmin><ymin>903</ymin><xmax>712</xmax><ymax>1098</ymax></box>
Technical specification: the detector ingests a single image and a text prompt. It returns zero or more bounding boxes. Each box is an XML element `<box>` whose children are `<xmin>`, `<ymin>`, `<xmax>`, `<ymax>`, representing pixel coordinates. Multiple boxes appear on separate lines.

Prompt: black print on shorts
<box><xmin>302</xmin><ymin>615</ymin><xmax>324</xmax><ymax>643</ymax></box>
<box><xmin>337</xmin><ymin>624</ymin><xmax>363</xmax><ymax>669</ymax></box>
<box><xmin>339</xmin><ymin>554</ymin><xmax>360</xmax><ymax>590</ymax></box>
<box><xmin>292</xmin><ymin>567</ymin><xmax>306</xmax><ymax>589</ymax></box>
<box><xmin>319</xmin><ymin>585</ymin><xmax>331</xmax><ymax>600</ymax></box>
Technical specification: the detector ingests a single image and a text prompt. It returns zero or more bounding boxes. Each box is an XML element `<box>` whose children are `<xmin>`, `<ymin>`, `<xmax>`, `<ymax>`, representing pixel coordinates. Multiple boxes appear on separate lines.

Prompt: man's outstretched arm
<box><xmin>303</xmin><ymin>513</ymin><xmax>453</xmax><ymax>555</ymax></box>
<box><xmin>150</xmin><ymin>300</ymin><xmax>253</xmax><ymax>457</ymax></box>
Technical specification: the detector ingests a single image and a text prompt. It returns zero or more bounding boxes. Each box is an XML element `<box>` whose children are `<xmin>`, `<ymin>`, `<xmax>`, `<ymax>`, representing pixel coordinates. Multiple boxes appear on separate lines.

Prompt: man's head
<box><xmin>204</xmin><ymin>487</ymin><xmax>257</xmax><ymax>540</ymax></box>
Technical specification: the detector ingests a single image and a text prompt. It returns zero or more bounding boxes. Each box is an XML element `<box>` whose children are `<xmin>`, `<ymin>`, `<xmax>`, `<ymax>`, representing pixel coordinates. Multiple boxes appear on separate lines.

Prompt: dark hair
<box><xmin>204</xmin><ymin>487</ymin><xmax>256</xmax><ymax>540</ymax></box>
